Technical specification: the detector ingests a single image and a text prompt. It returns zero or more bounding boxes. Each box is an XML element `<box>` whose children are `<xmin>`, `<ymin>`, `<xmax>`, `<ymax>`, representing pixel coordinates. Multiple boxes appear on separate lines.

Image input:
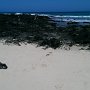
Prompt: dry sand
<box><xmin>0</xmin><ymin>42</ymin><xmax>90</xmax><ymax>90</ymax></box>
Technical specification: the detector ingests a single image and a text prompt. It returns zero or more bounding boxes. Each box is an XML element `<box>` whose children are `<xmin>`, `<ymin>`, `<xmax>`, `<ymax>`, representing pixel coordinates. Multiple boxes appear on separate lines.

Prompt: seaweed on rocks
<box><xmin>0</xmin><ymin>14</ymin><xmax>90</xmax><ymax>49</ymax></box>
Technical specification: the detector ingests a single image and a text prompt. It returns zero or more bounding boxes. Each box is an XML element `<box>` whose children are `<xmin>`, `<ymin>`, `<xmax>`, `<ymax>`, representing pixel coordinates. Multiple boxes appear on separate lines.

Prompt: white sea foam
<box><xmin>63</xmin><ymin>19</ymin><xmax>90</xmax><ymax>22</ymax></box>
<box><xmin>54</xmin><ymin>18</ymin><xmax>90</xmax><ymax>22</ymax></box>
<box><xmin>31</xmin><ymin>13</ymin><xmax>36</xmax><ymax>15</ymax></box>
<box><xmin>38</xmin><ymin>14</ymin><xmax>50</xmax><ymax>17</ymax></box>
<box><xmin>54</xmin><ymin>15</ymin><xmax>90</xmax><ymax>18</ymax></box>
<box><xmin>15</xmin><ymin>13</ymin><xmax>23</xmax><ymax>15</ymax></box>
<box><xmin>50</xmin><ymin>15</ymin><xmax>90</xmax><ymax>22</ymax></box>
<box><xmin>36</xmin><ymin>14</ymin><xmax>90</xmax><ymax>22</ymax></box>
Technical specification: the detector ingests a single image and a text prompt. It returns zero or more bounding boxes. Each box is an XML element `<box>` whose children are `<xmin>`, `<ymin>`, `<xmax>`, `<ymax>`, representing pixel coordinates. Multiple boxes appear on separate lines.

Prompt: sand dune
<box><xmin>0</xmin><ymin>43</ymin><xmax>90</xmax><ymax>90</ymax></box>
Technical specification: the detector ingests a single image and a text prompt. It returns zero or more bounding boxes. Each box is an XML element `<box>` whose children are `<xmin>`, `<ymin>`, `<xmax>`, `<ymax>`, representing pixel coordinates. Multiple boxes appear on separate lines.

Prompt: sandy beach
<box><xmin>0</xmin><ymin>42</ymin><xmax>90</xmax><ymax>90</ymax></box>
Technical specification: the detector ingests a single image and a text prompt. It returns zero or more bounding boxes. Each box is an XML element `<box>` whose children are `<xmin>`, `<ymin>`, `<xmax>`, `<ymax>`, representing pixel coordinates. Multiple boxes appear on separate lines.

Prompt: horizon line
<box><xmin>0</xmin><ymin>11</ymin><xmax>90</xmax><ymax>13</ymax></box>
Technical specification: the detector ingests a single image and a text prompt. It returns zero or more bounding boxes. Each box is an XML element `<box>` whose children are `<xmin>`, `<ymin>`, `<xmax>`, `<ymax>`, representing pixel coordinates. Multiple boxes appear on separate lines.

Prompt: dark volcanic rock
<box><xmin>0</xmin><ymin>14</ymin><xmax>90</xmax><ymax>49</ymax></box>
<box><xmin>0</xmin><ymin>62</ymin><xmax>8</xmax><ymax>69</ymax></box>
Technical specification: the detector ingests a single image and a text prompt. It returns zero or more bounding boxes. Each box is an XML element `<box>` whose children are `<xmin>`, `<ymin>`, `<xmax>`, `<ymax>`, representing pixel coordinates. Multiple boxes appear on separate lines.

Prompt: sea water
<box><xmin>1</xmin><ymin>12</ymin><xmax>90</xmax><ymax>22</ymax></box>
<box><xmin>36</xmin><ymin>12</ymin><xmax>90</xmax><ymax>22</ymax></box>
<box><xmin>1</xmin><ymin>12</ymin><xmax>90</xmax><ymax>26</ymax></box>
<box><xmin>31</xmin><ymin>12</ymin><xmax>90</xmax><ymax>27</ymax></box>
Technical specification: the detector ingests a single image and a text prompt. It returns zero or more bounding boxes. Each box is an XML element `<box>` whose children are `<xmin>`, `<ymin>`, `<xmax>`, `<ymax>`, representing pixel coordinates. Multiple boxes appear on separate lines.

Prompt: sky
<box><xmin>0</xmin><ymin>0</ymin><xmax>90</xmax><ymax>12</ymax></box>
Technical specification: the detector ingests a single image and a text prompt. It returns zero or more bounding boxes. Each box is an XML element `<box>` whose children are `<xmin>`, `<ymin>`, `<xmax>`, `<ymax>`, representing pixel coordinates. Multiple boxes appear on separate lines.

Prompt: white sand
<box><xmin>0</xmin><ymin>43</ymin><xmax>90</xmax><ymax>90</ymax></box>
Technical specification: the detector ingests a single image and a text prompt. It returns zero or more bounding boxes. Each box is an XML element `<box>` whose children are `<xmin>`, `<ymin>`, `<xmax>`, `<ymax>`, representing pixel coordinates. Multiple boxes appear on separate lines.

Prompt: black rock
<box><xmin>0</xmin><ymin>62</ymin><xmax>8</xmax><ymax>69</ymax></box>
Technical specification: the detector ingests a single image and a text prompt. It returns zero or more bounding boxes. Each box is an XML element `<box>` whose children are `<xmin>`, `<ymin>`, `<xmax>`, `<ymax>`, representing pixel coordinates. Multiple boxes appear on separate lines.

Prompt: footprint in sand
<box><xmin>41</xmin><ymin>63</ymin><xmax>47</xmax><ymax>68</ymax></box>
<box><xmin>46</xmin><ymin>52</ymin><xmax>52</xmax><ymax>56</ymax></box>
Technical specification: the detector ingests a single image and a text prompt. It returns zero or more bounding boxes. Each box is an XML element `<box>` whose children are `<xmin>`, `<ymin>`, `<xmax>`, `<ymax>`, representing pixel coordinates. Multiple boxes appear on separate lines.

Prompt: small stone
<box><xmin>0</xmin><ymin>62</ymin><xmax>8</xmax><ymax>69</ymax></box>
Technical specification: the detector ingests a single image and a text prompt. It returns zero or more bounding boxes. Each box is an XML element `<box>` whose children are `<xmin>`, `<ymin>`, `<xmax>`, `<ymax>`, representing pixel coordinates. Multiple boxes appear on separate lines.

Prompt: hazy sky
<box><xmin>0</xmin><ymin>0</ymin><xmax>90</xmax><ymax>12</ymax></box>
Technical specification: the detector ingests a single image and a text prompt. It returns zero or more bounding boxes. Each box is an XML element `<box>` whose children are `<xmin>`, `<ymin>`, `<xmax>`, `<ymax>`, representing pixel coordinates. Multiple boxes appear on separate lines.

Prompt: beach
<box><xmin>0</xmin><ymin>13</ymin><xmax>90</xmax><ymax>90</ymax></box>
<box><xmin>0</xmin><ymin>43</ymin><xmax>90</xmax><ymax>90</ymax></box>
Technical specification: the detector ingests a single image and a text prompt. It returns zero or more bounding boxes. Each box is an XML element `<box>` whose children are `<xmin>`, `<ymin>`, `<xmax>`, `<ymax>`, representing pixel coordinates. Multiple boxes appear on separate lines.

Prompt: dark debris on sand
<box><xmin>0</xmin><ymin>62</ymin><xmax>8</xmax><ymax>69</ymax></box>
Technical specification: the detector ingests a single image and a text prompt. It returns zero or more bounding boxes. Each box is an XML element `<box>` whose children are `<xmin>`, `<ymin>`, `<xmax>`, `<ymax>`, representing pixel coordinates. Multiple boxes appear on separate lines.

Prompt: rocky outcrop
<box><xmin>0</xmin><ymin>62</ymin><xmax>8</xmax><ymax>69</ymax></box>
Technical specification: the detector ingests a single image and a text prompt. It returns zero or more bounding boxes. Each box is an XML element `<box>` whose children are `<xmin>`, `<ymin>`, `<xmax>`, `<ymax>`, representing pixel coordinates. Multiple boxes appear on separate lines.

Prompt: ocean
<box><xmin>1</xmin><ymin>11</ymin><xmax>90</xmax><ymax>26</ymax></box>
<box><xmin>33</xmin><ymin>12</ymin><xmax>90</xmax><ymax>22</ymax></box>
<box><xmin>1</xmin><ymin>12</ymin><xmax>90</xmax><ymax>22</ymax></box>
